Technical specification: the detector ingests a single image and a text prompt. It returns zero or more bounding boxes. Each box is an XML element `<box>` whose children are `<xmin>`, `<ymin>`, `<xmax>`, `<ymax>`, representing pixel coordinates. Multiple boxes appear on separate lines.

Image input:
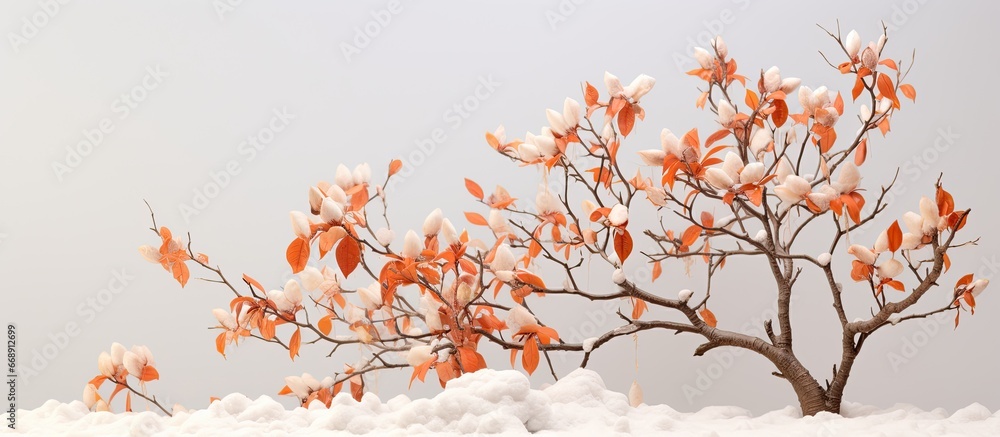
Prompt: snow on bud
<box><xmin>874</xmin><ymin>230</ymin><xmax>889</xmax><ymax>253</ymax></box>
<box><xmin>625</xmin><ymin>74</ymin><xmax>656</xmax><ymax>101</ymax></box>
<box><xmin>441</xmin><ymin>218</ymin><xmax>459</xmax><ymax>246</ymax></box>
<box><xmin>300</xmin><ymin>266</ymin><xmax>323</xmax><ymax>291</ymax></box>
<box><xmin>83</xmin><ymin>384</ymin><xmax>99</xmax><ymax>409</ymax></box>
<box><xmin>358</xmin><ymin>282</ymin><xmax>382</xmax><ymax>310</ymax></box>
<box><xmin>98</xmin><ymin>352</ymin><xmax>114</xmax><ymax>377</ymax></box>
<box><xmin>717</xmin><ymin>99</ymin><xmax>736</xmax><ymax>126</ymax></box>
<box><xmin>507</xmin><ymin>305</ymin><xmax>536</xmax><ymax>335</ymax></box>
<box><xmin>918</xmin><ymin>197</ymin><xmax>940</xmax><ymax>234</ymax></box>
<box><xmin>678</xmin><ymin>289</ymin><xmax>693</xmax><ymax>303</ymax></box>
<box><xmin>422</xmin><ymin>208</ymin><xmax>444</xmax><ymax>236</ymax></box>
<box><xmin>712</xmin><ymin>36</ymin><xmax>727</xmax><ymax>58</ymax></box>
<box><xmin>971</xmin><ymin>279</ymin><xmax>990</xmax><ymax>297</ymax></box>
<box><xmin>138</xmin><ymin>245</ymin><xmax>162</xmax><ymax>263</ymax></box>
<box><xmin>290</xmin><ymin>211</ymin><xmax>312</xmax><ymax>239</ymax></box>
<box><xmin>763</xmin><ymin>66</ymin><xmax>781</xmax><ymax>93</ymax></box>
<box><xmin>705</xmin><ymin>168</ymin><xmax>735</xmax><ymax>190</ymax></box>
<box><xmin>845</xmin><ymin>30</ymin><xmax>862</xmax><ymax>58</ymax></box>
<box><xmin>603</xmin><ymin>71</ymin><xmax>624</xmax><ymax>96</ymax></box>
<box><xmin>301</xmin><ymin>373</ymin><xmax>321</xmax><ymax>392</ymax></box>
<box><xmin>847</xmin><ymin>244</ymin><xmax>877</xmax><ymax>265</ymax></box>
<box><xmin>334</xmin><ymin>164</ymin><xmax>354</xmax><ymax>190</ymax></box>
<box><xmin>693</xmin><ymin>47</ymin><xmax>714</xmax><ymax>69</ymax></box>
<box><xmin>798</xmin><ymin>86</ymin><xmax>816</xmax><ymax>114</ymax></box>
<box><xmin>563</xmin><ymin>98</ymin><xmax>581</xmax><ymax>128</ymax></box>
<box><xmin>637</xmin><ymin>149</ymin><xmax>666</xmax><ymax>166</ymax></box>
<box><xmin>320</xmin><ymin>377</ymin><xmax>335</xmax><ymax>390</ymax></box>
<box><xmin>284</xmin><ymin>279</ymin><xmax>303</xmax><ymax>307</ymax></box>
<box><xmin>406</xmin><ymin>345</ymin><xmax>435</xmax><ymax>366</ymax></box>
<box><xmin>628</xmin><ymin>380</ymin><xmax>644</xmax><ymax>407</ymax></box>
<box><xmin>375</xmin><ymin>227</ymin><xmax>394</xmax><ymax>246</ymax></box>
<box><xmin>740</xmin><ymin>163</ymin><xmax>765</xmax><ymax>185</ymax></box>
<box><xmin>608</xmin><ymin>204</ymin><xmax>629</xmax><ymax>226</ymax></box>
<box><xmin>817</xmin><ymin>253</ymin><xmax>832</xmax><ymax>266</ymax></box>
<box><xmin>546</xmin><ymin>108</ymin><xmax>570</xmax><ymax>136</ymax></box>
<box><xmin>834</xmin><ymin>162</ymin><xmax>861</xmax><ymax>194</ymax></box>
<box><xmin>877</xmin><ymin>259</ymin><xmax>904</xmax><ymax>279</ymax></box>
<box><xmin>779</xmin><ymin>77</ymin><xmax>801</xmax><ymax>95</ymax></box>
<box><xmin>888</xmin><ymin>313</ymin><xmax>902</xmax><ymax>325</ymax></box>
<box><xmin>213</xmin><ymin>308</ymin><xmax>237</xmax><ymax>330</ymax></box>
<box><xmin>402</xmin><ymin>230</ymin><xmax>423</xmax><ymax>259</ymax></box>
<box><xmin>111</xmin><ymin>342</ymin><xmax>126</xmax><ymax>367</ymax></box>
<box><xmin>352</xmin><ymin>163</ymin><xmax>371</xmax><ymax>186</ymax></box>
<box><xmin>320</xmin><ymin>198</ymin><xmax>344</xmax><ymax>223</ymax></box>
<box><xmin>491</xmin><ymin>243</ymin><xmax>516</xmax><ymax>272</ymax></box>
<box><xmin>752</xmin><ymin>230</ymin><xmax>768</xmax><ymax>244</ymax></box>
<box><xmin>612</xmin><ymin>268</ymin><xmax>626</xmax><ymax>285</ymax></box>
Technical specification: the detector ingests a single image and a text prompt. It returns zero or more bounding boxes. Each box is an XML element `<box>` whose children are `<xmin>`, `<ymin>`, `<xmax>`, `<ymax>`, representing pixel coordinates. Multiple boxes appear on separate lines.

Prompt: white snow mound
<box><xmin>7</xmin><ymin>368</ymin><xmax>1000</xmax><ymax>436</ymax></box>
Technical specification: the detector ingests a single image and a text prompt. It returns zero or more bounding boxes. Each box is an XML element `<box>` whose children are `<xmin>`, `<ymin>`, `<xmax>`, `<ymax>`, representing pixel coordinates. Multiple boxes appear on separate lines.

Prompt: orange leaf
<box><xmin>745</xmin><ymin>89</ymin><xmax>759</xmax><ymax>109</ymax></box>
<box><xmin>772</xmin><ymin>99</ymin><xmax>788</xmax><ymax>127</ymax></box>
<box><xmin>286</xmin><ymin>237</ymin><xmax>310</xmax><ymax>274</ymax></box>
<box><xmin>243</xmin><ymin>274</ymin><xmax>265</xmax><ymax>293</ymax></box>
<box><xmin>465</xmin><ymin>178</ymin><xmax>484</xmax><ymax>200</ymax></box>
<box><xmin>336</xmin><ymin>239</ymin><xmax>361</xmax><ymax>278</ymax></box>
<box><xmin>289</xmin><ymin>327</ymin><xmax>301</xmax><ymax>360</ymax></box>
<box><xmin>854</xmin><ymin>138</ymin><xmax>868</xmax><ymax>166</ymax></box>
<box><xmin>172</xmin><ymin>261</ymin><xmax>190</xmax><ymax>287</ymax></box>
<box><xmin>699</xmin><ymin>307</ymin><xmax>718</xmax><ymax>328</ymax></box>
<box><xmin>681</xmin><ymin>128</ymin><xmax>700</xmax><ymax>150</ymax></box>
<box><xmin>614</xmin><ymin>230</ymin><xmax>633</xmax><ymax>263</ymax></box>
<box><xmin>704</xmin><ymin>129</ymin><xmax>730</xmax><ymax>149</ymax></box>
<box><xmin>318</xmin><ymin>315</ymin><xmax>333</xmax><ymax>336</ymax></box>
<box><xmin>319</xmin><ymin>227</ymin><xmax>347</xmax><ymax>259</ymax></box>
<box><xmin>388</xmin><ymin>159</ymin><xmax>403</xmax><ymax>176</ymax></box>
<box><xmin>409</xmin><ymin>359</ymin><xmax>434</xmax><ymax>389</ymax></box>
<box><xmin>125</xmin><ymin>391</ymin><xmax>132</xmax><ymax>413</ymax></box>
<box><xmin>681</xmin><ymin>225</ymin><xmax>701</xmax><ymax>247</ymax></box>
<box><xmin>876</xmin><ymin>73</ymin><xmax>899</xmax><ymax>107</ymax></box>
<box><xmin>887</xmin><ymin>220</ymin><xmax>902</xmax><ymax>252</ymax></box>
<box><xmin>618</xmin><ymin>103</ymin><xmax>635</xmax><ymax>137</ymax></box>
<box><xmin>465</xmin><ymin>212</ymin><xmax>488</xmax><ymax>226</ymax></box>
<box><xmin>140</xmin><ymin>366</ymin><xmax>160</xmax><ymax>382</ymax></box>
<box><xmin>899</xmin><ymin>84</ymin><xmax>916</xmax><ymax>101</ymax></box>
<box><xmin>215</xmin><ymin>332</ymin><xmax>227</xmax><ymax>358</ymax></box>
<box><xmin>584</xmin><ymin>82</ymin><xmax>599</xmax><ymax>107</ymax></box>
<box><xmin>852</xmin><ymin>76</ymin><xmax>865</xmax><ymax>101</ymax></box>
<box><xmin>522</xmin><ymin>336</ymin><xmax>539</xmax><ymax>375</ymax></box>
<box><xmin>651</xmin><ymin>261</ymin><xmax>662</xmax><ymax>282</ymax></box>
<box><xmin>516</xmin><ymin>271</ymin><xmax>546</xmax><ymax>290</ymax></box>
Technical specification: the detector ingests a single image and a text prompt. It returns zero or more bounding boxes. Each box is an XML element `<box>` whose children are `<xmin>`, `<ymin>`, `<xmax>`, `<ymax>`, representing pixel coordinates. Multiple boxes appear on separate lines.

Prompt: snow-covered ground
<box><xmin>6</xmin><ymin>369</ymin><xmax>999</xmax><ymax>436</ymax></box>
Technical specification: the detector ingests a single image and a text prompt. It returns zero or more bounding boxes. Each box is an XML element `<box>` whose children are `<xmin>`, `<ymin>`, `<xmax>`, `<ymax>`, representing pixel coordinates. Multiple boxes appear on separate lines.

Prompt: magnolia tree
<box><xmin>93</xmin><ymin>25</ymin><xmax>988</xmax><ymax>416</ymax></box>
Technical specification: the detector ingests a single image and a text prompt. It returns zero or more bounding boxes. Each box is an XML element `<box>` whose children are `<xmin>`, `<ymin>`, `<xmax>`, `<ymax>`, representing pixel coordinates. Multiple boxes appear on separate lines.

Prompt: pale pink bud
<box><xmin>637</xmin><ymin>149</ymin><xmax>666</xmax><ymax>166</ymax></box>
<box><xmin>847</xmin><ymin>244</ymin><xmax>877</xmax><ymax>265</ymax></box>
<box><xmin>334</xmin><ymin>164</ymin><xmax>354</xmax><ymax>190</ymax></box>
<box><xmin>877</xmin><ymin>259</ymin><xmax>903</xmax><ymax>279</ymax></box>
<box><xmin>290</xmin><ymin>211</ymin><xmax>312</xmax><ymax>239</ymax></box>
<box><xmin>705</xmin><ymin>168</ymin><xmax>735</xmax><ymax>190</ymax></box>
<box><xmin>441</xmin><ymin>218</ymin><xmax>460</xmax><ymax>246</ymax></box>
<box><xmin>402</xmin><ymin>230</ymin><xmax>422</xmax><ymax>259</ymax></box>
<box><xmin>138</xmin><ymin>245</ymin><xmax>162</xmax><ymax>264</ymax></box>
<box><xmin>624</xmin><ymin>74</ymin><xmax>656</xmax><ymax>101</ymax></box>
<box><xmin>763</xmin><ymin>66</ymin><xmax>782</xmax><ymax>93</ymax></box>
<box><xmin>546</xmin><ymin>108</ymin><xmax>570</xmax><ymax>136</ymax></box>
<box><xmin>422</xmin><ymin>208</ymin><xmax>444</xmax><ymax>236</ymax></box>
<box><xmin>563</xmin><ymin>98</ymin><xmax>581</xmax><ymax>128</ymax></box>
<box><xmin>320</xmin><ymin>198</ymin><xmax>344</xmax><ymax>223</ymax></box>
<box><xmin>845</xmin><ymin>30</ymin><xmax>862</xmax><ymax>59</ymax></box>
<box><xmin>693</xmin><ymin>47</ymin><xmax>713</xmax><ymax>69</ymax></box>
<box><xmin>717</xmin><ymin>99</ymin><xmax>736</xmax><ymax>126</ymax></box>
<box><xmin>491</xmin><ymin>244</ymin><xmax>516</xmax><ymax>272</ymax></box>
<box><xmin>604</xmin><ymin>71</ymin><xmax>624</xmax><ymax>96</ymax></box>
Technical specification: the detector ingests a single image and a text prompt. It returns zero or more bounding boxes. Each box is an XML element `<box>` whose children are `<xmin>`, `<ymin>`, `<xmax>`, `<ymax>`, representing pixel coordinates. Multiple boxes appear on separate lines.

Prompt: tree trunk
<box><xmin>775</xmin><ymin>356</ymin><xmax>836</xmax><ymax>415</ymax></box>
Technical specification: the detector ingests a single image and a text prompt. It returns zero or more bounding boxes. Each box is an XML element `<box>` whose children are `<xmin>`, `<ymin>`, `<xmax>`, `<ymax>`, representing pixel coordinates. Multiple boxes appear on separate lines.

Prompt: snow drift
<box><xmin>7</xmin><ymin>369</ymin><xmax>1000</xmax><ymax>436</ymax></box>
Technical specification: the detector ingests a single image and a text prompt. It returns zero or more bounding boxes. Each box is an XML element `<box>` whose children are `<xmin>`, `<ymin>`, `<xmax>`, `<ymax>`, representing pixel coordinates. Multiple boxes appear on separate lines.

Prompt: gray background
<box><xmin>3</xmin><ymin>0</ymin><xmax>999</xmax><ymax>415</ymax></box>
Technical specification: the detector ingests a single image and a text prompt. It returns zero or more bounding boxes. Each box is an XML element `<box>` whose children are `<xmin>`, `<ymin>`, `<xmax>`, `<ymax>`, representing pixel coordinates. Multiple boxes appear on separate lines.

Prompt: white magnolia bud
<box><xmin>637</xmin><ymin>149</ymin><xmax>666</xmax><ymax>166</ymax></box>
<box><xmin>763</xmin><ymin>66</ymin><xmax>781</xmax><ymax>93</ymax></box>
<box><xmin>441</xmin><ymin>218</ymin><xmax>460</xmax><ymax>246</ymax></box>
<box><xmin>740</xmin><ymin>163</ymin><xmax>765</xmax><ymax>185</ymax></box>
<box><xmin>779</xmin><ymin>77</ymin><xmax>801</xmax><ymax>95</ymax></box>
<box><xmin>628</xmin><ymin>380</ymin><xmax>644</xmax><ymax>407</ymax></box>
<box><xmin>717</xmin><ymin>99</ymin><xmax>736</xmax><ymax>125</ymax></box>
<box><xmin>406</xmin><ymin>345</ymin><xmax>435</xmax><ymax>366</ymax></box>
<box><xmin>847</xmin><ymin>244</ymin><xmax>877</xmax><ymax>265</ymax></box>
<box><xmin>283</xmin><ymin>279</ymin><xmax>303</xmax><ymax>307</ymax></box>
<box><xmin>334</xmin><ymin>164</ymin><xmax>354</xmax><ymax>190</ymax></box>
<box><xmin>290</xmin><ymin>211</ymin><xmax>312</xmax><ymax>239</ymax></box>
<box><xmin>212</xmin><ymin>308</ymin><xmax>237</xmax><ymax>330</ymax></box>
<box><xmin>300</xmin><ymin>266</ymin><xmax>323</xmax><ymax>291</ymax></box>
<box><xmin>352</xmin><ymin>163</ymin><xmax>371</xmax><ymax>186</ymax></box>
<box><xmin>712</xmin><ymin>36</ymin><xmax>727</xmax><ymax>58</ymax></box>
<box><xmin>877</xmin><ymin>259</ymin><xmax>904</xmax><ymax>279</ymax></box>
<box><xmin>546</xmin><ymin>108</ymin><xmax>570</xmax><ymax>136</ymax></box>
<box><xmin>98</xmin><ymin>352</ymin><xmax>115</xmax><ymax>377</ymax></box>
<box><xmin>375</xmin><ymin>227</ymin><xmax>394</xmax><ymax>246</ymax></box>
<box><xmin>562</xmin><ymin>98</ymin><xmax>581</xmax><ymax>128</ymax></box>
<box><xmin>83</xmin><ymin>384</ymin><xmax>99</xmax><ymax>409</ymax></box>
<box><xmin>358</xmin><ymin>282</ymin><xmax>382</xmax><ymax>310</ymax></box>
<box><xmin>110</xmin><ymin>343</ymin><xmax>126</xmax><ymax>368</ymax></box>
<box><xmin>284</xmin><ymin>376</ymin><xmax>311</xmax><ymax>399</ymax></box>
<box><xmin>693</xmin><ymin>47</ymin><xmax>713</xmax><ymax>69</ymax></box>
<box><xmin>423</xmin><ymin>208</ymin><xmax>444</xmax><ymax>236</ymax></box>
<box><xmin>320</xmin><ymin>198</ymin><xmax>344</xmax><ymax>223</ymax></box>
<box><xmin>705</xmin><ymin>168</ymin><xmax>735</xmax><ymax>190</ymax></box>
<box><xmin>491</xmin><ymin>244</ymin><xmax>516</xmax><ymax>272</ymax></box>
<box><xmin>604</xmin><ymin>71</ymin><xmax>624</xmax><ymax>96</ymax></box>
<box><xmin>970</xmin><ymin>279</ymin><xmax>990</xmax><ymax>297</ymax></box>
<box><xmin>749</xmin><ymin>129</ymin><xmax>772</xmax><ymax>159</ymax></box>
<box><xmin>874</xmin><ymin>230</ymin><xmax>889</xmax><ymax>253</ymax></box>
<box><xmin>845</xmin><ymin>30</ymin><xmax>862</xmax><ymax>58</ymax></box>
<box><xmin>625</xmin><ymin>74</ymin><xmax>656</xmax><ymax>101</ymax></box>
<box><xmin>402</xmin><ymin>230</ymin><xmax>422</xmax><ymax>259</ymax></box>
